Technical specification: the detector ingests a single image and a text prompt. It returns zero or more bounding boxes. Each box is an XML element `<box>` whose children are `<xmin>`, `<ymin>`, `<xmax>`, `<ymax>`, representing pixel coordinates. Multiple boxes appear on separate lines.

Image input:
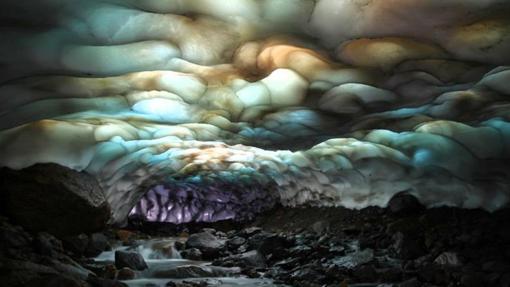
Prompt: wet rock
<box><xmin>114</xmin><ymin>251</ymin><xmax>148</xmax><ymax>271</ymax></box>
<box><xmin>246</xmin><ymin>231</ymin><xmax>273</xmax><ymax>250</ymax></box>
<box><xmin>86</xmin><ymin>233</ymin><xmax>111</xmax><ymax>257</ymax></box>
<box><xmin>273</xmin><ymin>257</ymin><xmax>301</xmax><ymax>270</ymax></box>
<box><xmin>152</xmin><ymin>265</ymin><xmax>240</xmax><ymax>278</ymax></box>
<box><xmin>433</xmin><ymin>252</ymin><xmax>461</xmax><ymax>267</ymax></box>
<box><xmin>185</xmin><ymin>232</ymin><xmax>225</xmax><ymax>259</ymax></box>
<box><xmin>239</xmin><ymin>227</ymin><xmax>262</xmax><ymax>238</ymax></box>
<box><xmin>148</xmin><ymin>240</ymin><xmax>182</xmax><ymax>259</ymax></box>
<box><xmin>174</xmin><ymin>241</ymin><xmax>185</xmax><ymax>251</ymax></box>
<box><xmin>387</xmin><ymin>192</ymin><xmax>424</xmax><ymax>216</ymax></box>
<box><xmin>331</xmin><ymin>249</ymin><xmax>374</xmax><ymax>269</ymax></box>
<box><xmin>289</xmin><ymin>266</ymin><xmax>327</xmax><ymax>284</ymax></box>
<box><xmin>239</xmin><ymin>250</ymin><xmax>266</xmax><ymax>268</ymax></box>
<box><xmin>226</xmin><ymin>236</ymin><xmax>246</xmax><ymax>249</ymax></box>
<box><xmin>103</xmin><ymin>264</ymin><xmax>117</xmax><ymax>280</ymax></box>
<box><xmin>116</xmin><ymin>267</ymin><xmax>136</xmax><ymax>280</ymax></box>
<box><xmin>181</xmin><ymin>248</ymin><xmax>202</xmax><ymax>261</ymax></box>
<box><xmin>0</xmin><ymin>164</ymin><xmax>110</xmax><ymax>236</ymax></box>
<box><xmin>214</xmin><ymin>250</ymin><xmax>266</xmax><ymax>268</ymax></box>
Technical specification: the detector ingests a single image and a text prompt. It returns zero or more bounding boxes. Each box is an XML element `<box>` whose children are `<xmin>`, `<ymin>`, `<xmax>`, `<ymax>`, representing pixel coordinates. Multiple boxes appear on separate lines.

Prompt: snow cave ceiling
<box><xmin>1</xmin><ymin>0</ymin><xmax>510</xmax><ymax>224</ymax></box>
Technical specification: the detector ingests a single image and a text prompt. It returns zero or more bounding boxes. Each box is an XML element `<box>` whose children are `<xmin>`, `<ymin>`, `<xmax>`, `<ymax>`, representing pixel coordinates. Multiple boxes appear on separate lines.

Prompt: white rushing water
<box><xmin>94</xmin><ymin>238</ymin><xmax>282</xmax><ymax>287</ymax></box>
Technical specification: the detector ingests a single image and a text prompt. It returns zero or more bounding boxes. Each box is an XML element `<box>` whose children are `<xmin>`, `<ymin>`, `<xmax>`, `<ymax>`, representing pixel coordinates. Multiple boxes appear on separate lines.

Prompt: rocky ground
<box><xmin>1</xmin><ymin>193</ymin><xmax>510</xmax><ymax>287</ymax></box>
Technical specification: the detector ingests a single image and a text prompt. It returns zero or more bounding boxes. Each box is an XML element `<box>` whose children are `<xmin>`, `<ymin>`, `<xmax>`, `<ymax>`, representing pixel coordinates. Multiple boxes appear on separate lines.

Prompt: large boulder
<box><xmin>114</xmin><ymin>251</ymin><xmax>148</xmax><ymax>271</ymax></box>
<box><xmin>387</xmin><ymin>192</ymin><xmax>425</xmax><ymax>216</ymax></box>
<box><xmin>185</xmin><ymin>232</ymin><xmax>226</xmax><ymax>259</ymax></box>
<box><xmin>0</xmin><ymin>164</ymin><xmax>110</xmax><ymax>236</ymax></box>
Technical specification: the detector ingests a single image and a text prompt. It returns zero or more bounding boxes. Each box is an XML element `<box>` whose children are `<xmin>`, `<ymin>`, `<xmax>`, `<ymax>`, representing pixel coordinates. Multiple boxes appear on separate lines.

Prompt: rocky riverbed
<box><xmin>1</xmin><ymin>195</ymin><xmax>510</xmax><ymax>287</ymax></box>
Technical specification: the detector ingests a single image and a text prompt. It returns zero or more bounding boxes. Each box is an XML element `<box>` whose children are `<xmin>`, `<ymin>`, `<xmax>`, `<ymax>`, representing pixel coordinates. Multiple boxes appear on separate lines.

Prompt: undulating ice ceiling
<box><xmin>1</xmin><ymin>0</ymin><xmax>510</xmax><ymax>224</ymax></box>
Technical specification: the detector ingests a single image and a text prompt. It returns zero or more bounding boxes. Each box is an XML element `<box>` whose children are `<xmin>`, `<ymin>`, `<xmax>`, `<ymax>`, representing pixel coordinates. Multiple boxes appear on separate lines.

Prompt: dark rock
<box><xmin>392</xmin><ymin>232</ymin><xmax>426</xmax><ymax>260</ymax></box>
<box><xmin>289</xmin><ymin>266</ymin><xmax>327</xmax><ymax>284</ymax></box>
<box><xmin>243</xmin><ymin>268</ymin><xmax>261</xmax><ymax>278</ymax></box>
<box><xmin>246</xmin><ymin>231</ymin><xmax>273</xmax><ymax>250</ymax></box>
<box><xmin>239</xmin><ymin>227</ymin><xmax>262</xmax><ymax>238</ymax></box>
<box><xmin>501</xmin><ymin>273</ymin><xmax>510</xmax><ymax>287</ymax></box>
<box><xmin>353</xmin><ymin>264</ymin><xmax>378</xmax><ymax>282</ymax></box>
<box><xmin>215</xmin><ymin>250</ymin><xmax>266</xmax><ymax>268</ymax></box>
<box><xmin>239</xmin><ymin>250</ymin><xmax>266</xmax><ymax>268</ymax></box>
<box><xmin>62</xmin><ymin>234</ymin><xmax>89</xmax><ymax>256</ymax></box>
<box><xmin>174</xmin><ymin>241</ymin><xmax>185</xmax><ymax>251</ymax></box>
<box><xmin>201</xmin><ymin>228</ymin><xmax>217</xmax><ymax>235</ymax></box>
<box><xmin>377</xmin><ymin>267</ymin><xmax>403</xmax><ymax>282</ymax></box>
<box><xmin>86</xmin><ymin>233</ymin><xmax>111</xmax><ymax>257</ymax></box>
<box><xmin>151</xmin><ymin>265</ymin><xmax>240</xmax><ymax>278</ymax></box>
<box><xmin>417</xmin><ymin>264</ymin><xmax>448</xmax><ymax>285</ymax></box>
<box><xmin>185</xmin><ymin>232</ymin><xmax>225</xmax><ymax>259</ymax></box>
<box><xmin>273</xmin><ymin>257</ymin><xmax>301</xmax><ymax>270</ymax></box>
<box><xmin>116</xmin><ymin>267</ymin><xmax>136</xmax><ymax>280</ymax></box>
<box><xmin>257</xmin><ymin>234</ymin><xmax>292</xmax><ymax>260</ymax></box>
<box><xmin>399</xmin><ymin>278</ymin><xmax>421</xmax><ymax>287</ymax></box>
<box><xmin>227</xmin><ymin>236</ymin><xmax>246</xmax><ymax>249</ymax></box>
<box><xmin>485</xmin><ymin>273</ymin><xmax>501</xmax><ymax>286</ymax></box>
<box><xmin>289</xmin><ymin>244</ymin><xmax>313</xmax><ymax>258</ymax></box>
<box><xmin>0</xmin><ymin>261</ymin><xmax>51</xmax><ymax>286</ymax></box>
<box><xmin>460</xmin><ymin>273</ymin><xmax>484</xmax><ymax>287</ymax></box>
<box><xmin>34</xmin><ymin>232</ymin><xmax>63</xmax><ymax>257</ymax></box>
<box><xmin>50</xmin><ymin>259</ymin><xmax>93</xmax><ymax>281</ymax></box>
<box><xmin>387</xmin><ymin>192</ymin><xmax>424</xmax><ymax>216</ymax></box>
<box><xmin>114</xmin><ymin>251</ymin><xmax>148</xmax><ymax>271</ymax></box>
<box><xmin>87</xmin><ymin>275</ymin><xmax>128</xmax><ymax>287</ymax></box>
<box><xmin>0</xmin><ymin>164</ymin><xmax>110</xmax><ymax>236</ymax></box>
<box><xmin>433</xmin><ymin>252</ymin><xmax>461</xmax><ymax>267</ymax></box>
<box><xmin>331</xmin><ymin>249</ymin><xmax>374</xmax><ymax>269</ymax></box>
<box><xmin>0</xmin><ymin>218</ymin><xmax>32</xmax><ymax>249</ymax></box>
<box><xmin>181</xmin><ymin>248</ymin><xmax>202</xmax><ymax>261</ymax></box>
<box><xmin>25</xmin><ymin>274</ymin><xmax>85</xmax><ymax>287</ymax></box>
<box><xmin>103</xmin><ymin>264</ymin><xmax>117</xmax><ymax>280</ymax></box>
<box><xmin>481</xmin><ymin>260</ymin><xmax>510</xmax><ymax>273</ymax></box>
<box><xmin>311</xmin><ymin>220</ymin><xmax>330</xmax><ymax>234</ymax></box>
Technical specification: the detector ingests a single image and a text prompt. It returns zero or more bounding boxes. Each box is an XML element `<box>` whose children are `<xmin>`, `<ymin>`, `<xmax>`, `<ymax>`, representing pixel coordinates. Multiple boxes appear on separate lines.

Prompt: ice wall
<box><xmin>0</xmin><ymin>0</ymin><xmax>510</xmax><ymax>224</ymax></box>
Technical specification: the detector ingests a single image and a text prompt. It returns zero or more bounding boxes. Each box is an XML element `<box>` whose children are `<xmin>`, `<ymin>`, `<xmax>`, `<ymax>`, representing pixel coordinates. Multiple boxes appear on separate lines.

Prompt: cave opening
<box><xmin>127</xmin><ymin>178</ymin><xmax>280</xmax><ymax>227</ymax></box>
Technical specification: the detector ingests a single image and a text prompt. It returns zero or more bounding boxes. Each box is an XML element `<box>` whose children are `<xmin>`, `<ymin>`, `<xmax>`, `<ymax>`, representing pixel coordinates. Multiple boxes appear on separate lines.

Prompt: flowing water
<box><xmin>94</xmin><ymin>238</ymin><xmax>282</xmax><ymax>287</ymax></box>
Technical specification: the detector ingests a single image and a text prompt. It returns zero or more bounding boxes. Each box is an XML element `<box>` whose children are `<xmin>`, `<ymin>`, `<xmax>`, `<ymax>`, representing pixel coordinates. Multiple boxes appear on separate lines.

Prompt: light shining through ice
<box><xmin>0</xmin><ymin>0</ymin><xmax>510</xmax><ymax>224</ymax></box>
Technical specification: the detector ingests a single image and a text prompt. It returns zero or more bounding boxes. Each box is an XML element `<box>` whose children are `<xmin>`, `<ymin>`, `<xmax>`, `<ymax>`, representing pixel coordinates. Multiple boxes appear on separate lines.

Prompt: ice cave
<box><xmin>0</xmin><ymin>1</ymin><xmax>510</xmax><ymax>286</ymax></box>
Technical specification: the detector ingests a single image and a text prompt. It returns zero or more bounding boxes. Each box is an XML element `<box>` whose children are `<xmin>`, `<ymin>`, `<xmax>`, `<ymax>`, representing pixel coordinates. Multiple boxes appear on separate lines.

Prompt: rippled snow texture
<box><xmin>0</xmin><ymin>0</ymin><xmax>510</xmax><ymax>223</ymax></box>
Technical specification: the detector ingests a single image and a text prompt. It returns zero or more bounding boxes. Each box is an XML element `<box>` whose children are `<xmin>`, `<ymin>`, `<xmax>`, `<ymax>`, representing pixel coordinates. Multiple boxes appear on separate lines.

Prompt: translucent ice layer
<box><xmin>0</xmin><ymin>0</ymin><xmax>509</xmax><ymax>224</ymax></box>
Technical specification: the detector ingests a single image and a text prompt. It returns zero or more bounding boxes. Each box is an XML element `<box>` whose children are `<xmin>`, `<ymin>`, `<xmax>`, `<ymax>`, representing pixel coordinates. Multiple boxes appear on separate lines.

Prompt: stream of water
<box><xmin>94</xmin><ymin>238</ymin><xmax>281</xmax><ymax>287</ymax></box>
